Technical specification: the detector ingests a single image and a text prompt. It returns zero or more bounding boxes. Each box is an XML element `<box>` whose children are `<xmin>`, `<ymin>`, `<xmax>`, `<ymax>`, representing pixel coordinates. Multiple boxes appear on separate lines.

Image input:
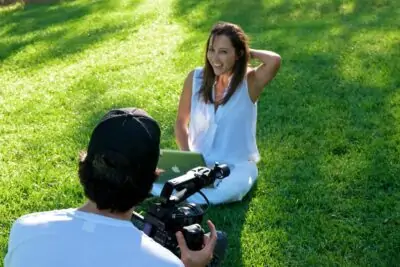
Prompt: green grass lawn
<box><xmin>1</xmin><ymin>0</ymin><xmax>399</xmax><ymax>266</ymax></box>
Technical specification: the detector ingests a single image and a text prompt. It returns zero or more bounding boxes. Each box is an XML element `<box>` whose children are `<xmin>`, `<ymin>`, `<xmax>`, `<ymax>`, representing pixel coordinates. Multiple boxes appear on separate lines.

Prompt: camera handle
<box><xmin>161</xmin><ymin>163</ymin><xmax>229</xmax><ymax>207</ymax></box>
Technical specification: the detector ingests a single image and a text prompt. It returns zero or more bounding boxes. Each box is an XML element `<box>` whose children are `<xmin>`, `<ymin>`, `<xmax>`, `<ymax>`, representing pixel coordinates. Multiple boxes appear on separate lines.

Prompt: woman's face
<box><xmin>207</xmin><ymin>34</ymin><xmax>238</xmax><ymax>76</ymax></box>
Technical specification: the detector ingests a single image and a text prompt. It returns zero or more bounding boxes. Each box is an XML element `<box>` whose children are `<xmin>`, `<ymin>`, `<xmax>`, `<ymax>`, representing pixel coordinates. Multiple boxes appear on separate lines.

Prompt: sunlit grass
<box><xmin>1</xmin><ymin>0</ymin><xmax>400</xmax><ymax>266</ymax></box>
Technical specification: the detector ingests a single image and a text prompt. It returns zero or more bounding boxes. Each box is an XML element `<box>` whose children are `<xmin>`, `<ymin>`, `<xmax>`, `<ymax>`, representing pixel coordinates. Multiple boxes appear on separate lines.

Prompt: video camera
<box><xmin>131</xmin><ymin>163</ymin><xmax>230</xmax><ymax>256</ymax></box>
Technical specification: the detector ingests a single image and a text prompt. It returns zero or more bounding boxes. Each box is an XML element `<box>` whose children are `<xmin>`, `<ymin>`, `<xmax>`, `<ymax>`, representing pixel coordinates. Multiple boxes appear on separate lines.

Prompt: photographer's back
<box><xmin>4</xmin><ymin>209</ymin><xmax>184</xmax><ymax>267</ymax></box>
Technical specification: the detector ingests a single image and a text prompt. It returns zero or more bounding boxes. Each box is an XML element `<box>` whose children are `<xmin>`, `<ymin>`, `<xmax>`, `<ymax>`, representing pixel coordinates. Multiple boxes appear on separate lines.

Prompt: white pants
<box><xmin>150</xmin><ymin>161</ymin><xmax>258</xmax><ymax>205</ymax></box>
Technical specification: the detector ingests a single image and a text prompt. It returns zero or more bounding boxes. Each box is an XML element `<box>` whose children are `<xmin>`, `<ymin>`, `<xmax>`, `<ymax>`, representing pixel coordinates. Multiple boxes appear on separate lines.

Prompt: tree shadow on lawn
<box><xmin>173</xmin><ymin>0</ymin><xmax>400</xmax><ymax>266</ymax></box>
<box><xmin>260</xmin><ymin>52</ymin><xmax>399</xmax><ymax>267</ymax></box>
<box><xmin>0</xmin><ymin>0</ymin><xmax>145</xmax><ymax>66</ymax></box>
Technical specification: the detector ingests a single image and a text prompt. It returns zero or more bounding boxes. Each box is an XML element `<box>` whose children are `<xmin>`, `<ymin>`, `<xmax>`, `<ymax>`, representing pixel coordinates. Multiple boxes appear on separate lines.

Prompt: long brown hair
<box><xmin>200</xmin><ymin>22</ymin><xmax>250</xmax><ymax>104</ymax></box>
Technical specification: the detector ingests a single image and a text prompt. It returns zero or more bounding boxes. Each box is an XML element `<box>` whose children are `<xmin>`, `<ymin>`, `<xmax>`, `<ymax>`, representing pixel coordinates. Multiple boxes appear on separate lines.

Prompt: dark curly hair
<box><xmin>78</xmin><ymin>150</ymin><xmax>159</xmax><ymax>213</ymax></box>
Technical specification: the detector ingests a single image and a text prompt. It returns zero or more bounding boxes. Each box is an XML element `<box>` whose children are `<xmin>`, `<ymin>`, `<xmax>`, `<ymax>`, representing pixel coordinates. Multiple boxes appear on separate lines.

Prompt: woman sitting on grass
<box><xmin>152</xmin><ymin>21</ymin><xmax>281</xmax><ymax>205</ymax></box>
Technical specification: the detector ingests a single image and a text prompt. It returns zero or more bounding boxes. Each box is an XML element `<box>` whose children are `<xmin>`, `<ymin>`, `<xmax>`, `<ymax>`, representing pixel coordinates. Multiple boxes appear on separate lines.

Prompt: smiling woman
<box><xmin>151</xmin><ymin>21</ymin><xmax>281</xmax><ymax>205</ymax></box>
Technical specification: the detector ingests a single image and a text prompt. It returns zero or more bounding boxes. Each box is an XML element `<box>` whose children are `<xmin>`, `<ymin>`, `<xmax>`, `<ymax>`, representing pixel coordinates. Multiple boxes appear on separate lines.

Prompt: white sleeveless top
<box><xmin>188</xmin><ymin>67</ymin><xmax>260</xmax><ymax>165</ymax></box>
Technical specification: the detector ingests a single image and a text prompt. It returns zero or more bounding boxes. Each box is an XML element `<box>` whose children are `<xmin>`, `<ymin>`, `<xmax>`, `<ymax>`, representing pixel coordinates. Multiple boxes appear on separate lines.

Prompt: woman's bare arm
<box><xmin>175</xmin><ymin>70</ymin><xmax>194</xmax><ymax>151</ymax></box>
<box><xmin>247</xmin><ymin>49</ymin><xmax>281</xmax><ymax>102</ymax></box>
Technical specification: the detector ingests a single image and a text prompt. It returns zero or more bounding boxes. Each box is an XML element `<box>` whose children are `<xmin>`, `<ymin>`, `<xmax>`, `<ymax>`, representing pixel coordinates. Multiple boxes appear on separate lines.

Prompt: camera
<box><xmin>131</xmin><ymin>163</ymin><xmax>230</xmax><ymax>256</ymax></box>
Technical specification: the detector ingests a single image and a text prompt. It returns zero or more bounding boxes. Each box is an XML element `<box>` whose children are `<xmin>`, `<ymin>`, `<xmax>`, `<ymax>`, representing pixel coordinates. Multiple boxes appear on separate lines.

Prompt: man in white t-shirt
<box><xmin>4</xmin><ymin>108</ymin><xmax>222</xmax><ymax>267</ymax></box>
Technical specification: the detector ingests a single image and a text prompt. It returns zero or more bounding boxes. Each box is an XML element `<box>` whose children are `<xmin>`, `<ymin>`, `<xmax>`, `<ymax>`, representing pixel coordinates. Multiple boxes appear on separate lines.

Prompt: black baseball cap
<box><xmin>86</xmin><ymin>108</ymin><xmax>161</xmax><ymax>173</ymax></box>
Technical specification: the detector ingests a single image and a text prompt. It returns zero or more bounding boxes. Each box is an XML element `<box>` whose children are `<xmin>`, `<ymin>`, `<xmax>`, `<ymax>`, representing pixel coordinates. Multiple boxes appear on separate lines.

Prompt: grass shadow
<box><xmin>203</xmin><ymin>185</ymin><xmax>257</xmax><ymax>267</ymax></box>
<box><xmin>259</xmin><ymin>50</ymin><xmax>399</xmax><ymax>266</ymax></box>
<box><xmin>0</xmin><ymin>0</ymin><xmax>144</xmax><ymax>66</ymax></box>
<box><xmin>172</xmin><ymin>0</ymin><xmax>400</xmax><ymax>266</ymax></box>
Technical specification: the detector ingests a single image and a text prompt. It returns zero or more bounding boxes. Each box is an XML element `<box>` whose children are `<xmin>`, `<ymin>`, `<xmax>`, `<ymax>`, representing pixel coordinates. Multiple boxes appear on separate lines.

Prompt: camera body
<box><xmin>131</xmin><ymin>163</ymin><xmax>229</xmax><ymax>255</ymax></box>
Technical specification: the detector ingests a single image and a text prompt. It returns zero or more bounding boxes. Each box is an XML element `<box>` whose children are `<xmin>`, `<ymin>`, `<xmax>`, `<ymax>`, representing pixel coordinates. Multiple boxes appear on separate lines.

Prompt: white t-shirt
<box><xmin>4</xmin><ymin>208</ymin><xmax>184</xmax><ymax>267</ymax></box>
